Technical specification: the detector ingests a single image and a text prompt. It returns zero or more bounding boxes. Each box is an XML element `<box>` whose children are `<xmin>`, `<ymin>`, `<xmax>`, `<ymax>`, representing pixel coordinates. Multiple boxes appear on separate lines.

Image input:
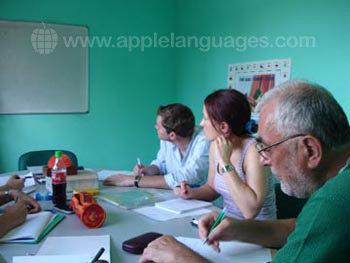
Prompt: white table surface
<box><xmin>0</xmin><ymin>171</ymin><xmax>209</xmax><ymax>263</ymax></box>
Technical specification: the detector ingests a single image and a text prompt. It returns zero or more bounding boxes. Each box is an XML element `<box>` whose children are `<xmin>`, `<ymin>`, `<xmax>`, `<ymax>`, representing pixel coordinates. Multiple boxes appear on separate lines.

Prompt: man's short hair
<box><xmin>157</xmin><ymin>103</ymin><xmax>195</xmax><ymax>138</ymax></box>
<box><xmin>256</xmin><ymin>80</ymin><xmax>350</xmax><ymax>153</ymax></box>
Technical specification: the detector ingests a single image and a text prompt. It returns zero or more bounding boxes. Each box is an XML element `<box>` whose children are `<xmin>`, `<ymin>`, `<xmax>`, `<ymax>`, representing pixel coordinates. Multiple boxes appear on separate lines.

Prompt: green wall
<box><xmin>1</xmin><ymin>0</ymin><xmax>349</xmax><ymax>172</ymax></box>
<box><xmin>0</xmin><ymin>0</ymin><xmax>178</xmax><ymax>172</ymax></box>
<box><xmin>176</xmin><ymin>0</ymin><xmax>350</xmax><ymax>121</ymax></box>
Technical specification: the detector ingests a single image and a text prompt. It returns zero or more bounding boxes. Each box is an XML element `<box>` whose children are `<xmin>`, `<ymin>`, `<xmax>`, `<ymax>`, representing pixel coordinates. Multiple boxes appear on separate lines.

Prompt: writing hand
<box><xmin>174</xmin><ymin>181</ymin><xmax>192</xmax><ymax>199</ymax></box>
<box><xmin>198</xmin><ymin>212</ymin><xmax>235</xmax><ymax>252</ymax></box>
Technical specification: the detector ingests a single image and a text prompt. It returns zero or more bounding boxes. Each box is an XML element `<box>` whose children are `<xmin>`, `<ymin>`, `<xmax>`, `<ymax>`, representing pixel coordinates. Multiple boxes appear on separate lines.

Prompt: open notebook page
<box><xmin>0</xmin><ymin>212</ymin><xmax>52</xmax><ymax>242</ymax></box>
<box><xmin>37</xmin><ymin>235</ymin><xmax>110</xmax><ymax>262</ymax></box>
<box><xmin>13</xmin><ymin>255</ymin><xmax>91</xmax><ymax>263</ymax></box>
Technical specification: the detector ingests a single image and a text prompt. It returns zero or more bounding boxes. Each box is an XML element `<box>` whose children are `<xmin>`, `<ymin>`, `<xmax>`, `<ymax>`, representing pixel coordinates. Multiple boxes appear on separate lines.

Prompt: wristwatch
<box><xmin>4</xmin><ymin>190</ymin><xmax>12</xmax><ymax>202</ymax></box>
<box><xmin>134</xmin><ymin>175</ymin><xmax>141</xmax><ymax>188</ymax></box>
<box><xmin>221</xmin><ymin>164</ymin><xmax>235</xmax><ymax>174</ymax></box>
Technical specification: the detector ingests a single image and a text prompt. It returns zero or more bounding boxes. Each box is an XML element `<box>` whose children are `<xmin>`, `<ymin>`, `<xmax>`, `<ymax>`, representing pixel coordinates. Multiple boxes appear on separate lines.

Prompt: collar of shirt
<box><xmin>171</xmin><ymin>126</ymin><xmax>201</xmax><ymax>163</ymax></box>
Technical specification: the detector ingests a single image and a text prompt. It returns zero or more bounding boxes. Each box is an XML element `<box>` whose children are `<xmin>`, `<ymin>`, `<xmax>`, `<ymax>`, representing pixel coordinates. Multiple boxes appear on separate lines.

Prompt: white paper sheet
<box><xmin>13</xmin><ymin>255</ymin><xmax>91</xmax><ymax>263</ymax></box>
<box><xmin>27</xmin><ymin>165</ymin><xmax>44</xmax><ymax>174</ymax></box>
<box><xmin>97</xmin><ymin>170</ymin><xmax>133</xmax><ymax>181</ymax></box>
<box><xmin>155</xmin><ymin>198</ymin><xmax>212</xmax><ymax>214</ymax></box>
<box><xmin>133</xmin><ymin>206</ymin><xmax>211</xmax><ymax>221</ymax></box>
<box><xmin>37</xmin><ymin>235</ymin><xmax>110</xmax><ymax>262</ymax></box>
<box><xmin>176</xmin><ymin>236</ymin><xmax>271</xmax><ymax>263</ymax></box>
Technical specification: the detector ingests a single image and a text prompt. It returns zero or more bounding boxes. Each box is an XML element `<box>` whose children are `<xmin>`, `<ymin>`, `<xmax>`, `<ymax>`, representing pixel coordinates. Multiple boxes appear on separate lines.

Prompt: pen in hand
<box><xmin>137</xmin><ymin>157</ymin><xmax>145</xmax><ymax>176</ymax></box>
<box><xmin>176</xmin><ymin>181</ymin><xmax>200</xmax><ymax>194</ymax></box>
<box><xmin>203</xmin><ymin>207</ymin><xmax>227</xmax><ymax>245</ymax></box>
<box><xmin>137</xmin><ymin>157</ymin><xmax>142</xmax><ymax>167</ymax></box>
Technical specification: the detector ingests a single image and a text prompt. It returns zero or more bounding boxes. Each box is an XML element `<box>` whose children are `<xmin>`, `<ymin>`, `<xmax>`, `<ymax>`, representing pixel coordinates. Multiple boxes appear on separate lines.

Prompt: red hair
<box><xmin>204</xmin><ymin>89</ymin><xmax>251</xmax><ymax>136</ymax></box>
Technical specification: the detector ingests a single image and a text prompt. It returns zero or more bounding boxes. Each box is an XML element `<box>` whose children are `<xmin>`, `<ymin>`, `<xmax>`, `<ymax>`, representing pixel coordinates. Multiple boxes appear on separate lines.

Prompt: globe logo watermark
<box><xmin>31</xmin><ymin>22</ymin><xmax>58</xmax><ymax>54</ymax></box>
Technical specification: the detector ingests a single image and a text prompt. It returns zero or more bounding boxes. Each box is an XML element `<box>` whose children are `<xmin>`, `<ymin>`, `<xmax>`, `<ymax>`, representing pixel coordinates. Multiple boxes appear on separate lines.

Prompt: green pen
<box><xmin>203</xmin><ymin>207</ymin><xmax>227</xmax><ymax>244</ymax></box>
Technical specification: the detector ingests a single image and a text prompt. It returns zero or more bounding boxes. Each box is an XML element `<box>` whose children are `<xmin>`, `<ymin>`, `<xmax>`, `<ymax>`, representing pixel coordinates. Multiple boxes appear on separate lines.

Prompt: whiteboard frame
<box><xmin>0</xmin><ymin>20</ymin><xmax>89</xmax><ymax>114</ymax></box>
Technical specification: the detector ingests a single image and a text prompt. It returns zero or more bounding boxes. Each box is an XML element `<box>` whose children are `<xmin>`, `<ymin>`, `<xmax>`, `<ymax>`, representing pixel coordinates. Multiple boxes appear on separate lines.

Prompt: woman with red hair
<box><xmin>175</xmin><ymin>89</ymin><xmax>276</xmax><ymax>220</ymax></box>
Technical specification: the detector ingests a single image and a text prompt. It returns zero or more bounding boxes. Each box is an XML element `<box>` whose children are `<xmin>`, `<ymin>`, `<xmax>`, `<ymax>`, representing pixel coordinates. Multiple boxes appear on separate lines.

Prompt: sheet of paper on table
<box><xmin>176</xmin><ymin>236</ymin><xmax>271</xmax><ymax>263</ymax></box>
<box><xmin>133</xmin><ymin>206</ymin><xmax>211</xmax><ymax>221</ymax></box>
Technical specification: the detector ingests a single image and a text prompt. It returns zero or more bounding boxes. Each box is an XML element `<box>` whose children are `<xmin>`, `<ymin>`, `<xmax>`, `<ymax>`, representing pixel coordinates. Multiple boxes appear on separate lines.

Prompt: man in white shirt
<box><xmin>103</xmin><ymin>103</ymin><xmax>209</xmax><ymax>189</ymax></box>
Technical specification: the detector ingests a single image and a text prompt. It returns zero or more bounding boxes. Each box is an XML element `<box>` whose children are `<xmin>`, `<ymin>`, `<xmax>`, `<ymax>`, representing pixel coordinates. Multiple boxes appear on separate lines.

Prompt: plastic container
<box><xmin>51</xmin><ymin>151</ymin><xmax>67</xmax><ymax>208</ymax></box>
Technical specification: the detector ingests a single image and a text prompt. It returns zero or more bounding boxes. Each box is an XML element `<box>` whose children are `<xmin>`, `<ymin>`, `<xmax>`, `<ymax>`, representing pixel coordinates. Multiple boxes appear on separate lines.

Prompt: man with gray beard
<box><xmin>139</xmin><ymin>80</ymin><xmax>350</xmax><ymax>263</ymax></box>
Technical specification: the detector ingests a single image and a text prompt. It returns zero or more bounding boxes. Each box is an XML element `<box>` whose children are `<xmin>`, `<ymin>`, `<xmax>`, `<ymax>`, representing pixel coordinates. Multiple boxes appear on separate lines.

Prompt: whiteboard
<box><xmin>0</xmin><ymin>20</ymin><xmax>88</xmax><ymax>114</ymax></box>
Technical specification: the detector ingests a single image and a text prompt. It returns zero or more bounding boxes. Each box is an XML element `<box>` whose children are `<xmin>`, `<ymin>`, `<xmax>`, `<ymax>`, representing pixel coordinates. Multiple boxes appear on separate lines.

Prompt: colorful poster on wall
<box><xmin>227</xmin><ymin>58</ymin><xmax>291</xmax><ymax>118</ymax></box>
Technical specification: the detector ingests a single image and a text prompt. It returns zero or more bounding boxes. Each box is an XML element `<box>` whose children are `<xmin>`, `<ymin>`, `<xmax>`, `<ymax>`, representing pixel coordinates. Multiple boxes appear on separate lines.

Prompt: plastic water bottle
<box><xmin>51</xmin><ymin>151</ymin><xmax>67</xmax><ymax>208</ymax></box>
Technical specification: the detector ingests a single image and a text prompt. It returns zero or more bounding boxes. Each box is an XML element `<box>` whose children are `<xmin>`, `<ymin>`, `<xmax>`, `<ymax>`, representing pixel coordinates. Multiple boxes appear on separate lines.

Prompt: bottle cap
<box><xmin>55</xmin><ymin>151</ymin><xmax>62</xmax><ymax>157</ymax></box>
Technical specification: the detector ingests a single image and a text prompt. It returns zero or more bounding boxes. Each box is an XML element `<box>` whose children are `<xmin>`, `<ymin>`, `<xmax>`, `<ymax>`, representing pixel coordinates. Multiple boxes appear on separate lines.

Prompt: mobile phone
<box><xmin>122</xmin><ymin>232</ymin><xmax>162</xmax><ymax>254</ymax></box>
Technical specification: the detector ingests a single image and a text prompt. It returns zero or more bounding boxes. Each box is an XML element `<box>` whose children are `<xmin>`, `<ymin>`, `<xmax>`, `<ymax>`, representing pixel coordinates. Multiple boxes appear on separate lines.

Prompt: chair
<box><xmin>275</xmin><ymin>183</ymin><xmax>308</xmax><ymax>219</ymax></box>
<box><xmin>18</xmin><ymin>150</ymin><xmax>78</xmax><ymax>171</ymax></box>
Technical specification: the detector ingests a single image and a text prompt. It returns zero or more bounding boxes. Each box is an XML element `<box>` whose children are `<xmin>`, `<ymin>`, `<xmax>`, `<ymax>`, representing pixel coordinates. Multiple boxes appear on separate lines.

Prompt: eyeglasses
<box><xmin>255</xmin><ymin>134</ymin><xmax>306</xmax><ymax>160</ymax></box>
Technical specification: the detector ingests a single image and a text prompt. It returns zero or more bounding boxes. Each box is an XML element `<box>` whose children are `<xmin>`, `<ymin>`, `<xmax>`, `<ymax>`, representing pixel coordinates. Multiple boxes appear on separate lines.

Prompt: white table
<box><xmin>0</xmin><ymin>173</ymin><xmax>205</xmax><ymax>263</ymax></box>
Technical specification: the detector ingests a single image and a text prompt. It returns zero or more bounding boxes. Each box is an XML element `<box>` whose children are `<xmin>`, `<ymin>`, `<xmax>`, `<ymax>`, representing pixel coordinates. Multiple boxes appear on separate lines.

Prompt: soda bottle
<box><xmin>51</xmin><ymin>151</ymin><xmax>67</xmax><ymax>208</ymax></box>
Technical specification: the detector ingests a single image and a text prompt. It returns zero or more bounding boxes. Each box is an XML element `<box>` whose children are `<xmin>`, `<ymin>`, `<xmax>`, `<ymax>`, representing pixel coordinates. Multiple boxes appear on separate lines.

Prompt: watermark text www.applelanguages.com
<box><xmin>62</xmin><ymin>33</ymin><xmax>315</xmax><ymax>52</ymax></box>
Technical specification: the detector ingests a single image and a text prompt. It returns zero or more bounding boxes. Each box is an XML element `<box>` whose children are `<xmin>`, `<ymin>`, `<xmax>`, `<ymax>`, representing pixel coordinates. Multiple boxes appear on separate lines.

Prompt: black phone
<box><xmin>122</xmin><ymin>232</ymin><xmax>162</xmax><ymax>254</ymax></box>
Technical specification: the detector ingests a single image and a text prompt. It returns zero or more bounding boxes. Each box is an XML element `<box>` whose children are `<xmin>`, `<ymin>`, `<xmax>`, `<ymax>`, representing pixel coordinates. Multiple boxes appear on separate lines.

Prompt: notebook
<box><xmin>13</xmin><ymin>235</ymin><xmax>110</xmax><ymax>263</ymax></box>
<box><xmin>0</xmin><ymin>211</ymin><xmax>65</xmax><ymax>244</ymax></box>
<box><xmin>40</xmin><ymin>235</ymin><xmax>110</xmax><ymax>261</ymax></box>
<box><xmin>13</xmin><ymin>255</ymin><xmax>91</xmax><ymax>263</ymax></box>
<box><xmin>98</xmin><ymin>191</ymin><xmax>154</xmax><ymax>209</ymax></box>
<box><xmin>155</xmin><ymin>198</ymin><xmax>212</xmax><ymax>214</ymax></box>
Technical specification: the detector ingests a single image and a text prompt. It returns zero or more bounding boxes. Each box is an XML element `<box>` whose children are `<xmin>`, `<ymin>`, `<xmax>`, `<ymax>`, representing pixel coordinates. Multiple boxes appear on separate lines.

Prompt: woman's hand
<box><xmin>215</xmin><ymin>136</ymin><xmax>233</xmax><ymax>166</ymax></box>
<box><xmin>174</xmin><ymin>181</ymin><xmax>194</xmax><ymax>199</ymax></box>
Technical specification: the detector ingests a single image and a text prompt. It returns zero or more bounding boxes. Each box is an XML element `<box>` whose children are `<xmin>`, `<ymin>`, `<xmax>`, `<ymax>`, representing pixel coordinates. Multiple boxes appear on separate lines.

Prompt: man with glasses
<box><xmin>139</xmin><ymin>80</ymin><xmax>350</xmax><ymax>263</ymax></box>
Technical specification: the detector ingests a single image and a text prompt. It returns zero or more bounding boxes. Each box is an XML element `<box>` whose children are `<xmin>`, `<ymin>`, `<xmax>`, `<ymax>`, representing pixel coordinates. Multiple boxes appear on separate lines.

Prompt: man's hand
<box><xmin>133</xmin><ymin>163</ymin><xmax>146</xmax><ymax>176</ymax></box>
<box><xmin>139</xmin><ymin>236</ymin><xmax>209</xmax><ymax>263</ymax></box>
<box><xmin>133</xmin><ymin>164</ymin><xmax>156</xmax><ymax>176</ymax></box>
<box><xmin>6</xmin><ymin>175</ymin><xmax>25</xmax><ymax>190</ymax></box>
<box><xmin>103</xmin><ymin>175</ymin><xmax>134</xmax><ymax>187</ymax></box>
<box><xmin>198</xmin><ymin>212</ymin><xmax>237</xmax><ymax>252</ymax></box>
<box><xmin>10</xmin><ymin>191</ymin><xmax>41</xmax><ymax>214</ymax></box>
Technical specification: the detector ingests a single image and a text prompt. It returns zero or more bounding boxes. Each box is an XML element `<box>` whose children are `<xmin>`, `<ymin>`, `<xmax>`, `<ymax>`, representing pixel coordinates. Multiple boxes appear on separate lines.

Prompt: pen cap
<box><xmin>70</xmin><ymin>192</ymin><xmax>106</xmax><ymax>228</ymax></box>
